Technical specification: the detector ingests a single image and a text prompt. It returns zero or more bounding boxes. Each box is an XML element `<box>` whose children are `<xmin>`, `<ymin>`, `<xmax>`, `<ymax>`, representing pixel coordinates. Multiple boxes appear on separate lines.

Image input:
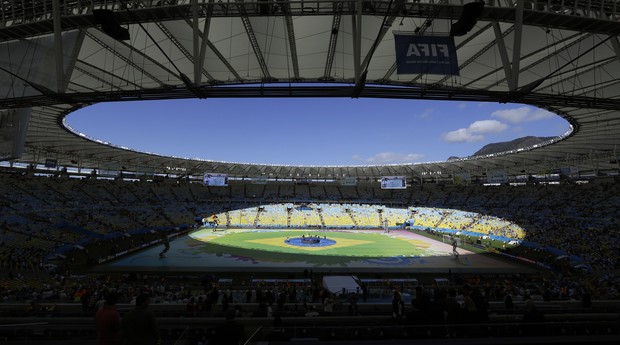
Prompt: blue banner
<box><xmin>394</xmin><ymin>34</ymin><xmax>459</xmax><ymax>75</ymax></box>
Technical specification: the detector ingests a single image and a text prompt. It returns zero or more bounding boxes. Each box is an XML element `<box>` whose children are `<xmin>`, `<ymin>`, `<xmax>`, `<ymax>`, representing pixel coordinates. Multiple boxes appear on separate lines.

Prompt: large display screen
<box><xmin>203</xmin><ymin>173</ymin><xmax>228</xmax><ymax>186</ymax></box>
<box><xmin>380</xmin><ymin>176</ymin><xmax>407</xmax><ymax>189</ymax></box>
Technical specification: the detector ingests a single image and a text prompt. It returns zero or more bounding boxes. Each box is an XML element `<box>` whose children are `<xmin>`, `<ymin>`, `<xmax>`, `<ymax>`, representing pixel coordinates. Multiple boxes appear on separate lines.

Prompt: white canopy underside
<box><xmin>0</xmin><ymin>1</ymin><xmax>619</xmax><ymax>179</ymax></box>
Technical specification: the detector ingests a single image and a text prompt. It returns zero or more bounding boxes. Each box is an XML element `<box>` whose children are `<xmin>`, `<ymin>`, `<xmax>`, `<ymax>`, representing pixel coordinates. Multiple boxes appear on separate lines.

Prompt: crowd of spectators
<box><xmin>0</xmin><ymin>170</ymin><xmax>618</xmax><ymax>298</ymax></box>
<box><xmin>1</xmin><ymin>270</ymin><xmax>618</xmax><ymax>344</ymax></box>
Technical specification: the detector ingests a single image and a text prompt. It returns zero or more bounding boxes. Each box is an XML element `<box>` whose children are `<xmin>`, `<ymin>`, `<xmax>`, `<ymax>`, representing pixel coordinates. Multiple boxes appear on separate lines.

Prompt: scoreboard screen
<box><xmin>203</xmin><ymin>173</ymin><xmax>228</xmax><ymax>186</ymax></box>
<box><xmin>380</xmin><ymin>176</ymin><xmax>407</xmax><ymax>189</ymax></box>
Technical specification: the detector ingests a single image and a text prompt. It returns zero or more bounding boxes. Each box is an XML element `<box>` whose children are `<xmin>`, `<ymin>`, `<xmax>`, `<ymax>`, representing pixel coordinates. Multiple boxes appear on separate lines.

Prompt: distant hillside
<box><xmin>472</xmin><ymin>136</ymin><xmax>555</xmax><ymax>157</ymax></box>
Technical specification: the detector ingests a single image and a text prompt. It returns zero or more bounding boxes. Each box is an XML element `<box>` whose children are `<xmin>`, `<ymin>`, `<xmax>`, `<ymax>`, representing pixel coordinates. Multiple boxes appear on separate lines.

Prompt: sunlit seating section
<box><xmin>320</xmin><ymin>204</ymin><xmax>353</xmax><ymax>228</ymax></box>
<box><xmin>468</xmin><ymin>216</ymin><xmax>526</xmax><ymax>239</ymax></box>
<box><xmin>409</xmin><ymin>207</ymin><xmax>443</xmax><ymax>227</ymax></box>
<box><xmin>436</xmin><ymin>210</ymin><xmax>476</xmax><ymax>230</ymax></box>
<box><xmin>348</xmin><ymin>204</ymin><xmax>381</xmax><ymax>228</ymax></box>
<box><xmin>381</xmin><ymin>207</ymin><xmax>410</xmax><ymax>226</ymax></box>
<box><xmin>228</xmin><ymin>207</ymin><xmax>258</xmax><ymax>227</ymax></box>
<box><xmin>288</xmin><ymin>205</ymin><xmax>322</xmax><ymax>227</ymax></box>
<box><xmin>256</xmin><ymin>204</ymin><xmax>288</xmax><ymax>227</ymax></box>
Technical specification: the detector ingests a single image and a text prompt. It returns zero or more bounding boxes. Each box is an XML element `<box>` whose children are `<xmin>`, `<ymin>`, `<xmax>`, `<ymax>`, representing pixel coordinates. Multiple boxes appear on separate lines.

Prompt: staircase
<box><xmin>345</xmin><ymin>208</ymin><xmax>359</xmax><ymax>228</ymax></box>
<box><xmin>318</xmin><ymin>209</ymin><xmax>326</xmax><ymax>229</ymax></box>
<box><xmin>286</xmin><ymin>208</ymin><xmax>292</xmax><ymax>228</ymax></box>
<box><xmin>225</xmin><ymin>212</ymin><xmax>231</xmax><ymax>227</ymax></box>
<box><xmin>434</xmin><ymin>210</ymin><xmax>453</xmax><ymax>228</ymax></box>
<box><xmin>253</xmin><ymin>208</ymin><xmax>262</xmax><ymax>227</ymax></box>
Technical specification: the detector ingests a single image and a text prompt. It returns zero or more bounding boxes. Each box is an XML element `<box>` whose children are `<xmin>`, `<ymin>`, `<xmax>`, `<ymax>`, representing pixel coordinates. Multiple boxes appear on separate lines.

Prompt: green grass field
<box><xmin>190</xmin><ymin>229</ymin><xmax>434</xmax><ymax>258</ymax></box>
<box><xmin>106</xmin><ymin>228</ymin><xmax>529</xmax><ymax>272</ymax></box>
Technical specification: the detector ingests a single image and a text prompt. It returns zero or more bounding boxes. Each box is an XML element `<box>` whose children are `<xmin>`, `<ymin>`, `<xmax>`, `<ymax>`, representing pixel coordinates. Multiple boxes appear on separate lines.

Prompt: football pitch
<box><xmin>99</xmin><ymin>228</ymin><xmax>533</xmax><ymax>274</ymax></box>
<box><xmin>191</xmin><ymin>229</ymin><xmax>436</xmax><ymax>257</ymax></box>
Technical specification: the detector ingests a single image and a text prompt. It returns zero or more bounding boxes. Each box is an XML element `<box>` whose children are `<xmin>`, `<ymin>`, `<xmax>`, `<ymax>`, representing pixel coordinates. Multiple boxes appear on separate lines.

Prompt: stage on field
<box><xmin>96</xmin><ymin>229</ymin><xmax>534</xmax><ymax>274</ymax></box>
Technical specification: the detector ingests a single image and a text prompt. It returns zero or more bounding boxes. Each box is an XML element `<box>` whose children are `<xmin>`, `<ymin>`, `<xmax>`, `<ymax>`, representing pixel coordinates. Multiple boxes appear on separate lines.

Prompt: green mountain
<box><xmin>473</xmin><ymin>136</ymin><xmax>555</xmax><ymax>157</ymax></box>
<box><xmin>447</xmin><ymin>136</ymin><xmax>555</xmax><ymax>161</ymax></box>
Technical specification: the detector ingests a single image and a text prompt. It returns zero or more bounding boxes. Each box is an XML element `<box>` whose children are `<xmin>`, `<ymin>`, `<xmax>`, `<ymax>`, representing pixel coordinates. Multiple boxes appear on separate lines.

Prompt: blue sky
<box><xmin>65</xmin><ymin>98</ymin><xmax>570</xmax><ymax>166</ymax></box>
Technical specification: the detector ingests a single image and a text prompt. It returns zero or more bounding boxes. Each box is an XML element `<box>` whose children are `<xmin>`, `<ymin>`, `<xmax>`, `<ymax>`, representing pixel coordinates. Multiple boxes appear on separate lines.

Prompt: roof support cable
<box><xmin>154</xmin><ymin>21</ymin><xmax>212</xmax><ymax>97</ymax></box>
<box><xmin>512</xmin><ymin>34</ymin><xmax>618</xmax><ymax>98</ymax></box>
<box><xmin>21</xmin><ymin>36</ymin><xmax>40</xmax><ymax>97</ymax></box>
<box><xmin>481</xmin><ymin>32</ymin><xmax>591</xmax><ymax>91</ymax></box>
<box><xmin>0</xmin><ymin>64</ymin><xmax>72</xmax><ymax>104</ymax></box>
<box><xmin>571</xmin><ymin>37</ymin><xmax>588</xmax><ymax>97</ymax></box>
<box><xmin>116</xmin><ymin>0</ymin><xmax>196</xmax><ymax>93</ymax></box>
<box><xmin>111</xmin><ymin>40</ymin><xmax>117</xmax><ymax>93</ymax></box>
<box><xmin>1</xmin><ymin>33</ymin><xmax>24</xmax><ymax>99</ymax></box>
<box><xmin>501</xmin><ymin>35</ymin><xmax>616</xmax><ymax>106</ymax></box>
<box><xmin>589</xmin><ymin>35</ymin><xmax>597</xmax><ymax>99</ymax></box>
<box><xmin>0</xmin><ymin>37</ymin><xmax>72</xmax><ymax>103</ymax></box>
<box><xmin>545</xmin><ymin>27</ymin><xmax>552</xmax><ymax>93</ymax></box>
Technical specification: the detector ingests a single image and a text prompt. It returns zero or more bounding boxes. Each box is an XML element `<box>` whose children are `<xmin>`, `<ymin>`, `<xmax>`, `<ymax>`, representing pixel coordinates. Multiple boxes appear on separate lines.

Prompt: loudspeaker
<box><xmin>0</xmin><ymin>108</ymin><xmax>31</xmax><ymax>161</ymax></box>
<box><xmin>93</xmin><ymin>9</ymin><xmax>130</xmax><ymax>41</ymax></box>
<box><xmin>258</xmin><ymin>0</ymin><xmax>270</xmax><ymax>15</ymax></box>
<box><xmin>450</xmin><ymin>2</ymin><xmax>485</xmax><ymax>37</ymax></box>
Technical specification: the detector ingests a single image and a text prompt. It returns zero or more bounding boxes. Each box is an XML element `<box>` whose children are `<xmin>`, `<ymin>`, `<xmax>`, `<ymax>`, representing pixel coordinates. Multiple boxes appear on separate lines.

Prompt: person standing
<box><xmin>95</xmin><ymin>291</ymin><xmax>121</xmax><ymax>345</ymax></box>
<box><xmin>323</xmin><ymin>294</ymin><xmax>334</xmax><ymax>316</ymax></box>
<box><xmin>121</xmin><ymin>293</ymin><xmax>160</xmax><ymax>345</ymax></box>
<box><xmin>392</xmin><ymin>290</ymin><xmax>405</xmax><ymax>320</ymax></box>
<box><xmin>452</xmin><ymin>238</ymin><xmax>459</xmax><ymax>257</ymax></box>
<box><xmin>159</xmin><ymin>234</ymin><xmax>170</xmax><ymax>258</ymax></box>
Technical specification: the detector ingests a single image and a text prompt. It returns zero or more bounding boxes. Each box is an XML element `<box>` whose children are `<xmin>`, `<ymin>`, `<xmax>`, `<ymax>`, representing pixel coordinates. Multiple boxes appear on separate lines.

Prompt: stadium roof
<box><xmin>1</xmin><ymin>0</ymin><xmax>620</xmax><ymax>181</ymax></box>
